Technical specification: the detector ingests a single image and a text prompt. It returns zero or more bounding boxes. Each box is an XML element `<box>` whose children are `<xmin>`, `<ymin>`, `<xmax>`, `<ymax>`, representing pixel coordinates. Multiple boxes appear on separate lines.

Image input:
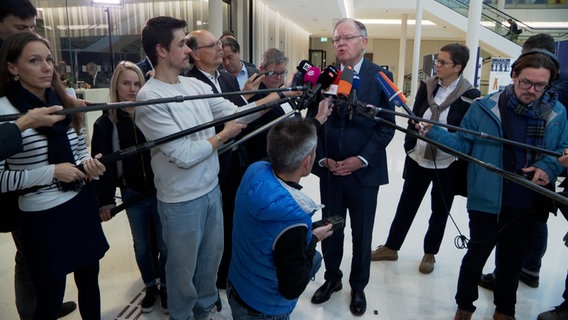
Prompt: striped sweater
<box><xmin>0</xmin><ymin>96</ymin><xmax>91</xmax><ymax>212</ymax></box>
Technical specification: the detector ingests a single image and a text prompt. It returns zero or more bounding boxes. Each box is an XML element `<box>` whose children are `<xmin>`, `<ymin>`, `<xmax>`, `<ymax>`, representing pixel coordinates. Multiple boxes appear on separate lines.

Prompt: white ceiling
<box><xmin>261</xmin><ymin>0</ymin><xmax>463</xmax><ymax>41</ymax></box>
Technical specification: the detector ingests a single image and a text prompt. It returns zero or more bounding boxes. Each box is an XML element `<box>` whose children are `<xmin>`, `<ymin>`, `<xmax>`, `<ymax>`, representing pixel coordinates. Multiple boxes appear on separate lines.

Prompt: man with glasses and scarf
<box><xmin>418</xmin><ymin>50</ymin><xmax>568</xmax><ymax>320</ymax></box>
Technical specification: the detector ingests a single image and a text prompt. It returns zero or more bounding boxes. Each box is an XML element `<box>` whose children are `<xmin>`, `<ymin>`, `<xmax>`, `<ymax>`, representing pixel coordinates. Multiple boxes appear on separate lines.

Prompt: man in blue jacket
<box><xmin>421</xmin><ymin>50</ymin><xmax>568</xmax><ymax>320</ymax></box>
<box><xmin>228</xmin><ymin>117</ymin><xmax>333</xmax><ymax>319</ymax></box>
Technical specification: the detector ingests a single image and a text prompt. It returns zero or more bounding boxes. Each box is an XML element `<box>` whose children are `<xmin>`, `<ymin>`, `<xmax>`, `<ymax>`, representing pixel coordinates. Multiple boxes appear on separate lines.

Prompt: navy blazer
<box><xmin>313</xmin><ymin>59</ymin><xmax>395</xmax><ymax>187</ymax></box>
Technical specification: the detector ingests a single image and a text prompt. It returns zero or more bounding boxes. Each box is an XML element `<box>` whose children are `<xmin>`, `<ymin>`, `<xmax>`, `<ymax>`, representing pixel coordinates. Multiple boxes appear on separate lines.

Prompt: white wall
<box><xmin>253</xmin><ymin>1</ymin><xmax>310</xmax><ymax>73</ymax></box>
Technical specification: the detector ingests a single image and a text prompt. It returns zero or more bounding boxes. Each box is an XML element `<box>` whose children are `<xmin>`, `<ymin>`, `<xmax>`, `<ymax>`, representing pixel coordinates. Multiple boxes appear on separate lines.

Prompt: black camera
<box><xmin>312</xmin><ymin>215</ymin><xmax>345</xmax><ymax>231</ymax></box>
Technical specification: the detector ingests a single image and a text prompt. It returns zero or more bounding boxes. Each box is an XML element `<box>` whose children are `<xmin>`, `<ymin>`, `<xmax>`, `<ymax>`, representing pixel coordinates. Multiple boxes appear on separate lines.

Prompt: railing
<box><xmin>435</xmin><ymin>0</ymin><xmax>568</xmax><ymax>44</ymax></box>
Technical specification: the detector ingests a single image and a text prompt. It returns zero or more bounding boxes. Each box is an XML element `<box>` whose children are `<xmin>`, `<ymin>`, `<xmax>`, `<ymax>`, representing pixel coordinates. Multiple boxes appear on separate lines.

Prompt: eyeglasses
<box><xmin>517</xmin><ymin>78</ymin><xmax>548</xmax><ymax>92</ymax></box>
<box><xmin>196</xmin><ymin>40</ymin><xmax>223</xmax><ymax>50</ymax></box>
<box><xmin>332</xmin><ymin>35</ymin><xmax>363</xmax><ymax>44</ymax></box>
<box><xmin>434</xmin><ymin>59</ymin><xmax>455</xmax><ymax>66</ymax></box>
<box><xmin>267</xmin><ymin>70</ymin><xmax>288</xmax><ymax>78</ymax></box>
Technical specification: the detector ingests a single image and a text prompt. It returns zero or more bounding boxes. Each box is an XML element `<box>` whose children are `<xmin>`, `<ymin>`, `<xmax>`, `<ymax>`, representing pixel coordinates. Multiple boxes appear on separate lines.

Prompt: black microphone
<box><xmin>291</xmin><ymin>60</ymin><xmax>313</xmax><ymax>87</ymax></box>
<box><xmin>298</xmin><ymin>65</ymin><xmax>339</xmax><ymax>111</ymax></box>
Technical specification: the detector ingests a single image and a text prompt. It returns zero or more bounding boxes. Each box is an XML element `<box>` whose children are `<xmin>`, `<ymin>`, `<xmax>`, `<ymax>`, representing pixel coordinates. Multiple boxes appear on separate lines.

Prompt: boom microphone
<box><xmin>375</xmin><ymin>70</ymin><xmax>424</xmax><ymax>130</ymax></box>
<box><xmin>375</xmin><ymin>71</ymin><xmax>409</xmax><ymax>111</ymax></box>
<box><xmin>292</xmin><ymin>60</ymin><xmax>313</xmax><ymax>86</ymax></box>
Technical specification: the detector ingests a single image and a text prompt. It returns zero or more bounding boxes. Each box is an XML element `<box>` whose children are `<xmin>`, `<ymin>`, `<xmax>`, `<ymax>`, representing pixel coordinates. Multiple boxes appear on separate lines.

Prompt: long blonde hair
<box><xmin>107</xmin><ymin>60</ymin><xmax>145</xmax><ymax>123</ymax></box>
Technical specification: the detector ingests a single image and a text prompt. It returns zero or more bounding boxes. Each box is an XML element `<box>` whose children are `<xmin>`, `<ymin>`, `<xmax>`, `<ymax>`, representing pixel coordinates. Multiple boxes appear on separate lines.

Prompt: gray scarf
<box><xmin>424</xmin><ymin>76</ymin><xmax>474</xmax><ymax>160</ymax></box>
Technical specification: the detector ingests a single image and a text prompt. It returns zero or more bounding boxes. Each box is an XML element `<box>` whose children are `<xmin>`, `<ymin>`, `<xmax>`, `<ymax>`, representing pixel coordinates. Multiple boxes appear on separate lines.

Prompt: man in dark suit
<box><xmin>184</xmin><ymin>29</ymin><xmax>248</xmax><ymax>298</ymax></box>
<box><xmin>136</xmin><ymin>56</ymin><xmax>154</xmax><ymax>81</ymax></box>
<box><xmin>83</xmin><ymin>62</ymin><xmax>109</xmax><ymax>88</ymax></box>
<box><xmin>220</xmin><ymin>36</ymin><xmax>259</xmax><ymax>90</ymax></box>
<box><xmin>310</xmin><ymin>18</ymin><xmax>395</xmax><ymax>316</ymax></box>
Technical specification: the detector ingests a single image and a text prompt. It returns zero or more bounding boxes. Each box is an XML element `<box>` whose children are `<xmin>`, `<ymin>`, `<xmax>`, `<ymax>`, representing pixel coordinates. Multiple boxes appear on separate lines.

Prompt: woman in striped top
<box><xmin>0</xmin><ymin>32</ymin><xmax>109</xmax><ymax>320</ymax></box>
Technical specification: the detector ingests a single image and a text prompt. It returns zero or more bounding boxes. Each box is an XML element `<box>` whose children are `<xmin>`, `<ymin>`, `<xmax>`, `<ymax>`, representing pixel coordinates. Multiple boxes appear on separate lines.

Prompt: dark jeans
<box><xmin>385</xmin><ymin>157</ymin><xmax>456</xmax><ymax>254</ymax></box>
<box><xmin>456</xmin><ymin>207</ymin><xmax>539</xmax><ymax>316</ymax></box>
<box><xmin>34</xmin><ymin>261</ymin><xmax>101</xmax><ymax>320</ymax></box>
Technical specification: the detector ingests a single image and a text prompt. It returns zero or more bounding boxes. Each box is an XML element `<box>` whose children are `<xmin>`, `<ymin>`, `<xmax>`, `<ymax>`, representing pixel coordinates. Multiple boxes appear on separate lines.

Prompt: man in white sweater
<box><xmin>135</xmin><ymin>16</ymin><xmax>287</xmax><ymax>320</ymax></box>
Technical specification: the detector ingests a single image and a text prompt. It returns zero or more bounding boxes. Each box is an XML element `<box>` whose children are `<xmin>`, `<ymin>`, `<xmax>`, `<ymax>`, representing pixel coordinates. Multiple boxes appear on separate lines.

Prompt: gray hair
<box><xmin>333</xmin><ymin>18</ymin><xmax>368</xmax><ymax>38</ymax></box>
<box><xmin>259</xmin><ymin>48</ymin><xmax>288</xmax><ymax>69</ymax></box>
<box><xmin>267</xmin><ymin>117</ymin><xmax>317</xmax><ymax>173</ymax></box>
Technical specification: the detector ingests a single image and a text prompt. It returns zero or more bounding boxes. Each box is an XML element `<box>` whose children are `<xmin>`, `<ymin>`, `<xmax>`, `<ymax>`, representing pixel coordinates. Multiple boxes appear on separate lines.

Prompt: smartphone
<box><xmin>253</xmin><ymin>70</ymin><xmax>273</xmax><ymax>80</ymax></box>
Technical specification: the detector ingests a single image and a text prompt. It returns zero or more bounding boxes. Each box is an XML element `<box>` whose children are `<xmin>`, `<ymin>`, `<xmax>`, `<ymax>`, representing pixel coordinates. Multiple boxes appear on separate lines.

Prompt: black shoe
<box><xmin>57</xmin><ymin>301</ymin><xmax>77</xmax><ymax>318</ymax></box>
<box><xmin>311</xmin><ymin>280</ymin><xmax>342</xmax><ymax>304</ymax></box>
<box><xmin>141</xmin><ymin>285</ymin><xmax>158</xmax><ymax>313</ymax></box>
<box><xmin>349</xmin><ymin>290</ymin><xmax>366</xmax><ymax>316</ymax></box>
<box><xmin>519</xmin><ymin>270</ymin><xmax>539</xmax><ymax>288</ymax></box>
<box><xmin>478</xmin><ymin>273</ymin><xmax>496</xmax><ymax>291</ymax></box>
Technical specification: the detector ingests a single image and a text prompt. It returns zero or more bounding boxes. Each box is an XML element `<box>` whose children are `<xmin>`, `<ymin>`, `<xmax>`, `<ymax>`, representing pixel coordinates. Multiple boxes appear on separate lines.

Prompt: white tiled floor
<box><xmin>1</xmin><ymin>117</ymin><xmax>567</xmax><ymax>320</ymax></box>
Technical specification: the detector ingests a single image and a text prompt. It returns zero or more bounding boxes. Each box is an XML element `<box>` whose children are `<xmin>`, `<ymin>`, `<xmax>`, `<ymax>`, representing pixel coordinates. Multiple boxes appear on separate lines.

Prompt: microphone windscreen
<box><xmin>375</xmin><ymin>71</ymin><xmax>407</xmax><ymax>106</ymax></box>
<box><xmin>303</xmin><ymin>66</ymin><xmax>321</xmax><ymax>86</ymax></box>
<box><xmin>292</xmin><ymin>60</ymin><xmax>312</xmax><ymax>86</ymax></box>
<box><xmin>316</xmin><ymin>65</ymin><xmax>339</xmax><ymax>90</ymax></box>
<box><xmin>332</xmin><ymin>70</ymin><xmax>342</xmax><ymax>85</ymax></box>
<box><xmin>296</xmin><ymin>60</ymin><xmax>313</xmax><ymax>73</ymax></box>
<box><xmin>337</xmin><ymin>65</ymin><xmax>354</xmax><ymax>98</ymax></box>
<box><xmin>352</xmin><ymin>72</ymin><xmax>361</xmax><ymax>91</ymax></box>
<box><xmin>322</xmin><ymin>69</ymin><xmax>342</xmax><ymax>96</ymax></box>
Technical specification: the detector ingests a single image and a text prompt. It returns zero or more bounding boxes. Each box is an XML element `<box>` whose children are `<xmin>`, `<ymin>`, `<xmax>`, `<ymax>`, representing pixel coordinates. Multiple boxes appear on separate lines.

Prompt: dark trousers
<box><xmin>319</xmin><ymin>174</ymin><xmax>379</xmax><ymax>291</ymax></box>
<box><xmin>456</xmin><ymin>207</ymin><xmax>538</xmax><ymax>316</ymax></box>
<box><xmin>34</xmin><ymin>261</ymin><xmax>101</xmax><ymax>320</ymax></box>
<box><xmin>12</xmin><ymin>229</ymin><xmax>35</xmax><ymax>320</ymax></box>
<box><xmin>385</xmin><ymin>157</ymin><xmax>456</xmax><ymax>253</ymax></box>
<box><xmin>217</xmin><ymin>151</ymin><xmax>245</xmax><ymax>289</ymax></box>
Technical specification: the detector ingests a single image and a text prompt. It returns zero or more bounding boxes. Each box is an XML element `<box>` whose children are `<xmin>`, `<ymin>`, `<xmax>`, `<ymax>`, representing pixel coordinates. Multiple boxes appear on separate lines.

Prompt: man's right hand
<box><xmin>312</xmin><ymin>223</ymin><xmax>333</xmax><ymax>242</ymax></box>
<box><xmin>221</xmin><ymin>120</ymin><xmax>247</xmax><ymax>139</ymax></box>
<box><xmin>15</xmin><ymin>106</ymin><xmax>65</xmax><ymax>131</ymax></box>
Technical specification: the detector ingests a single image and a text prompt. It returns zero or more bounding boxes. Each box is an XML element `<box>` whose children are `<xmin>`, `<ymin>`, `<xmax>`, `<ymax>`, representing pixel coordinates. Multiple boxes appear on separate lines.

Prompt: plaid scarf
<box><xmin>503</xmin><ymin>84</ymin><xmax>556</xmax><ymax>163</ymax></box>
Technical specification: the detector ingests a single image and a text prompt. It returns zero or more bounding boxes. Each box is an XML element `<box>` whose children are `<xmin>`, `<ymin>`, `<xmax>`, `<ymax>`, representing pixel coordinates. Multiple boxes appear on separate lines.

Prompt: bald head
<box><xmin>186</xmin><ymin>30</ymin><xmax>223</xmax><ymax>74</ymax></box>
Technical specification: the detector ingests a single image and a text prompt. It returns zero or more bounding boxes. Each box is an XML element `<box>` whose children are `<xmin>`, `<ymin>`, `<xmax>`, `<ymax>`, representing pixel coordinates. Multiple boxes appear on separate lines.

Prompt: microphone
<box><xmin>350</xmin><ymin>71</ymin><xmax>360</xmax><ymax>105</ymax></box>
<box><xmin>292</xmin><ymin>60</ymin><xmax>313</xmax><ymax>87</ymax></box>
<box><xmin>375</xmin><ymin>70</ymin><xmax>424</xmax><ymax>130</ymax></box>
<box><xmin>297</xmin><ymin>65</ymin><xmax>339</xmax><ymax>111</ymax></box>
<box><xmin>322</xmin><ymin>69</ymin><xmax>341</xmax><ymax>96</ymax></box>
<box><xmin>375</xmin><ymin>71</ymin><xmax>410</xmax><ymax>112</ymax></box>
<box><xmin>303</xmin><ymin>66</ymin><xmax>321</xmax><ymax>88</ymax></box>
<box><xmin>337</xmin><ymin>65</ymin><xmax>354</xmax><ymax>100</ymax></box>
